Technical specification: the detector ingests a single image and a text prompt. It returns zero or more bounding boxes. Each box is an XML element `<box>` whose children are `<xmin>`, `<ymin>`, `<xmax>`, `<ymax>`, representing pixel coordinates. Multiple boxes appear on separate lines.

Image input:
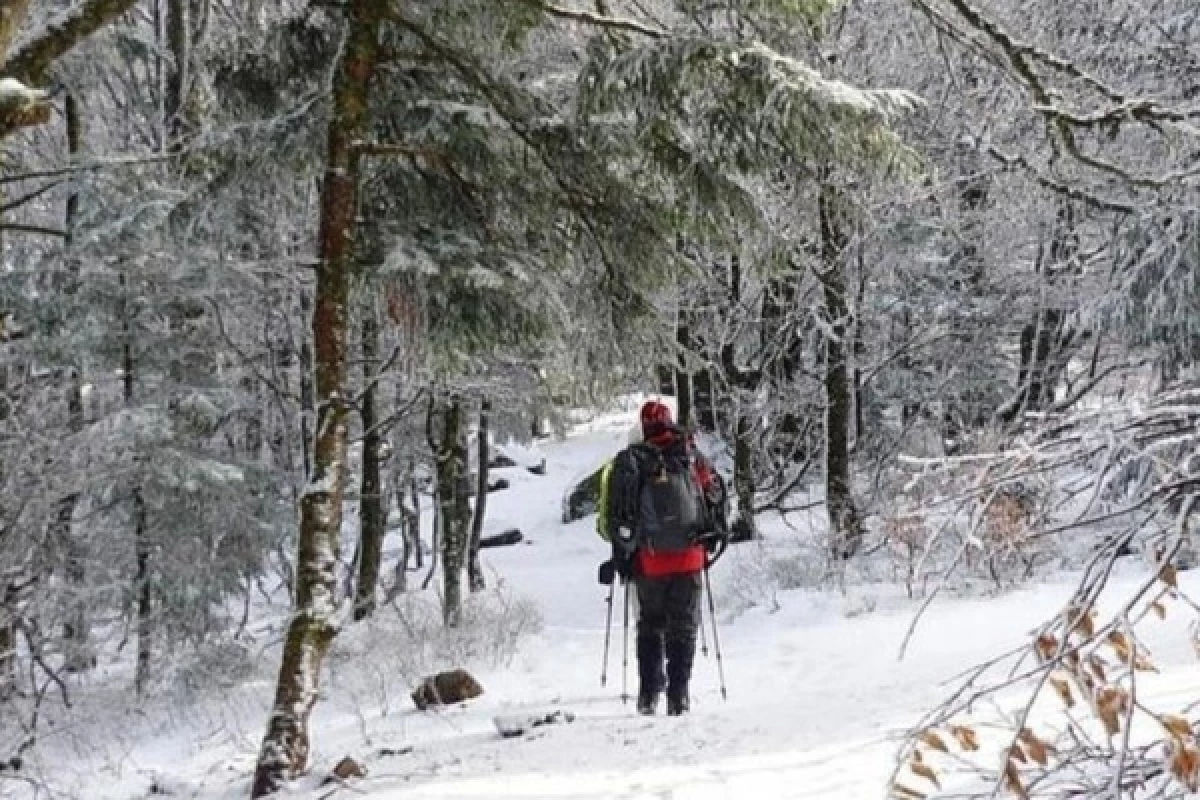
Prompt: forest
<box><xmin>0</xmin><ymin>1</ymin><xmax>1197</xmax><ymax>798</ymax></box>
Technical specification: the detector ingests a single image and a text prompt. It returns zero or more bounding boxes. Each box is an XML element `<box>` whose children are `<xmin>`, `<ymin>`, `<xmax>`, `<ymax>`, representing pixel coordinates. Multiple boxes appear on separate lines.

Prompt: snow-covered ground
<box><xmin>13</xmin><ymin>399</ymin><xmax>1200</xmax><ymax>800</ymax></box>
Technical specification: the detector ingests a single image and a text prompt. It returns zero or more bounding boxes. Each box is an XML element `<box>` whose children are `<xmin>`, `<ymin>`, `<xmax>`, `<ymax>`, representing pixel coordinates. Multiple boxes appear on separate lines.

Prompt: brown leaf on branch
<box><xmin>950</xmin><ymin>725</ymin><xmax>980</xmax><ymax>751</ymax></box>
<box><xmin>1049</xmin><ymin>674</ymin><xmax>1076</xmax><ymax>708</ymax></box>
<box><xmin>1169</xmin><ymin>739</ymin><xmax>1200</xmax><ymax>792</ymax></box>
<box><xmin>918</xmin><ymin>731</ymin><xmax>949</xmax><ymax>753</ymax></box>
<box><xmin>1018</xmin><ymin>729</ymin><xmax>1054</xmax><ymax>766</ymax></box>
<box><xmin>890</xmin><ymin>784</ymin><xmax>927</xmax><ymax>800</ymax></box>
<box><xmin>1065</xmin><ymin>604</ymin><xmax>1095</xmax><ymax>638</ymax></box>
<box><xmin>1004</xmin><ymin>760</ymin><xmax>1031</xmax><ymax>800</ymax></box>
<box><xmin>1161</xmin><ymin>563</ymin><xmax>1179</xmax><ymax>588</ymax></box>
<box><xmin>1162</xmin><ymin>714</ymin><xmax>1194</xmax><ymax>740</ymax></box>
<box><xmin>1097</xmin><ymin>687</ymin><xmax>1128</xmax><ymax>736</ymax></box>
<box><xmin>911</xmin><ymin>761</ymin><xmax>941</xmax><ymax>788</ymax></box>
<box><xmin>1035</xmin><ymin>632</ymin><xmax>1060</xmax><ymax>661</ymax></box>
<box><xmin>1152</xmin><ymin>601</ymin><xmax>1167</xmax><ymax>620</ymax></box>
<box><xmin>1107</xmin><ymin>630</ymin><xmax>1132</xmax><ymax>662</ymax></box>
<box><xmin>1088</xmin><ymin>654</ymin><xmax>1109</xmax><ymax>683</ymax></box>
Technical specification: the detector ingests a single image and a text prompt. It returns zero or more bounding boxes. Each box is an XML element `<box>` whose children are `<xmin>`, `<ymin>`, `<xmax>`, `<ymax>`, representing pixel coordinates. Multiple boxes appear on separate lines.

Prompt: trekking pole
<box><xmin>621</xmin><ymin>578</ymin><xmax>631</xmax><ymax>704</ymax></box>
<box><xmin>698</xmin><ymin>588</ymin><xmax>709</xmax><ymax>658</ymax></box>
<box><xmin>600</xmin><ymin>578</ymin><xmax>615</xmax><ymax>687</ymax></box>
<box><xmin>702</xmin><ymin>565</ymin><xmax>727</xmax><ymax>700</ymax></box>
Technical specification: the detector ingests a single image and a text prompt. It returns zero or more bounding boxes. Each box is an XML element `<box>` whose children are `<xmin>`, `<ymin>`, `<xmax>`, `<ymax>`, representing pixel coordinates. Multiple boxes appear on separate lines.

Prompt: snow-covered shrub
<box><xmin>329</xmin><ymin>586</ymin><xmax>543</xmax><ymax>703</ymax></box>
<box><xmin>170</xmin><ymin>638</ymin><xmax>260</xmax><ymax>692</ymax></box>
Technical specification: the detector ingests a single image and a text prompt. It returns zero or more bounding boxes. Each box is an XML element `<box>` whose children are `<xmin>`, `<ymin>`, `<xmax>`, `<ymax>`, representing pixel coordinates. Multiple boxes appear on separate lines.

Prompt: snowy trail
<box><xmin>27</xmin><ymin>402</ymin><xmax>1200</xmax><ymax>800</ymax></box>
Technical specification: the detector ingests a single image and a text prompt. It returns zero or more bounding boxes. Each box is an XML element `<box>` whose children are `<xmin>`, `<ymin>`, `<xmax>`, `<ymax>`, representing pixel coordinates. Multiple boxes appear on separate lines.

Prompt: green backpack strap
<box><xmin>595</xmin><ymin>459</ymin><xmax>614</xmax><ymax>541</ymax></box>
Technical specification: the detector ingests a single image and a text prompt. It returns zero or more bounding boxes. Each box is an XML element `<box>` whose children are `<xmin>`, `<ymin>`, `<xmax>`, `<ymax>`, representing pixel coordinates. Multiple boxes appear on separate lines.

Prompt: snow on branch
<box><xmin>519</xmin><ymin>0</ymin><xmax>666</xmax><ymax>39</ymax></box>
<box><xmin>910</xmin><ymin>0</ymin><xmax>1200</xmax><ymax>189</ymax></box>
<box><xmin>3</xmin><ymin>0</ymin><xmax>139</xmax><ymax>84</ymax></box>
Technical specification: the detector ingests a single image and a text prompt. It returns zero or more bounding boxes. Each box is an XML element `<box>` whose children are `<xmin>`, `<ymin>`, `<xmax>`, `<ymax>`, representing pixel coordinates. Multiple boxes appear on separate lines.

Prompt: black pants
<box><xmin>635</xmin><ymin>572</ymin><xmax>701</xmax><ymax>698</ymax></box>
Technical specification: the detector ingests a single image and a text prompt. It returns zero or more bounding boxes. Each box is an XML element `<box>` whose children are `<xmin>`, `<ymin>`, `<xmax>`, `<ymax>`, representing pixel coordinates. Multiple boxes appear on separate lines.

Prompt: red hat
<box><xmin>639</xmin><ymin>400</ymin><xmax>673</xmax><ymax>437</ymax></box>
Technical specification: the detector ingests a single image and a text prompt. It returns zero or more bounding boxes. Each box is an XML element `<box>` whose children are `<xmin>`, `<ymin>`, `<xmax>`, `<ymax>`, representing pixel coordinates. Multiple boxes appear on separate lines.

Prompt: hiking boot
<box><xmin>664</xmin><ymin>636</ymin><xmax>695</xmax><ymax>717</ymax></box>
<box><xmin>666</xmin><ymin>689</ymin><xmax>689</xmax><ymax>716</ymax></box>
<box><xmin>637</xmin><ymin>689</ymin><xmax>660</xmax><ymax>715</ymax></box>
<box><xmin>635</xmin><ymin>634</ymin><xmax>665</xmax><ymax>715</ymax></box>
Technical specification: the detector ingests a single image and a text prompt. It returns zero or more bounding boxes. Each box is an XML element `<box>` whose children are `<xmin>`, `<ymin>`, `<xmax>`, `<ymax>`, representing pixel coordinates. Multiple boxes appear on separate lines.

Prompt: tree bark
<box><xmin>0</xmin><ymin>0</ymin><xmax>35</xmax><ymax>64</ymax></box>
<box><xmin>818</xmin><ymin>183</ymin><xmax>863</xmax><ymax>560</ymax></box>
<box><xmin>164</xmin><ymin>0</ymin><xmax>189</xmax><ymax>147</ymax></box>
<box><xmin>251</xmin><ymin>0</ymin><xmax>381</xmax><ymax>794</ymax></box>
<box><xmin>353</xmin><ymin>305</ymin><xmax>384</xmax><ymax>621</ymax></box>
<box><xmin>731</xmin><ymin>414</ymin><xmax>757</xmax><ymax>540</ymax></box>
<box><xmin>468</xmin><ymin>398</ymin><xmax>489</xmax><ymax>593</ymax></box>
<box><xmin>298</xmin><ymin>288</ymin><xmax>314</xmax><ymax>479</ymax></box>
<box><xmin>3</xmin><ymin>0</ymin><xmax>139</xmax><ymax>83</ymax></box>
<box><xmin>133</xmin><ymin>487</ymin><xmax>151</xmax><ymax>695</ymax></box>
<box><xmin>59</xmin><ymin>90</ymin><xmax>92</xmax><ymax>672</ymax></box>
<box><xmin>435</xmin><ymin>396</ymin><xmax>469</xmax><ymax>626</ymax></box>
<box><xmin>674</xmin><ymin>313</ymin><xmax>693</xmax><ymax>430</ymax></box>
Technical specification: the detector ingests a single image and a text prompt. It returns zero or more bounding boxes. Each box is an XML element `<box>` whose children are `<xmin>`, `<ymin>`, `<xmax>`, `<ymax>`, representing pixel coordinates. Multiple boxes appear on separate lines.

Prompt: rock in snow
<box><xmin>493</xmin><ymin>710</ymin><xmax>576</xmax><ymax>738</ymax></box>
<box><xmin>411</xmin><ymin>668</ymin><xmax>484</xmax><ymax>710</ymax></box>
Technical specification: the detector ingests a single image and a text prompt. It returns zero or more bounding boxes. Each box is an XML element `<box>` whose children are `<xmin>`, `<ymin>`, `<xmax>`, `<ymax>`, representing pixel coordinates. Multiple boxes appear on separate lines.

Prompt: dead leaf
<box><xmin>1162</xmin><ymin>714</ymin><xmax>1194</xmax><ymax>740</ymax></box>
<box><xmin>1088</xmin><ymin>654</ymin><xmax>1109</xmax><ymax>683</ymax></box>
<box><xmin>1133</xmin><ymin>652</ymin><xmax>1158</xmax><ymax>672</ymax></box>
<box><xmin>1004</xmin><ymin>760</ymin><xmax>1031</xmax><ymax>800</ymax></box>
<box><xmin>890</xmin><ymin>784</ymin><xmax>927</xmax><ymax>800</ymax></box>
<box><xmin>1050</xmin><ymin>675</ymin><xmax>1076</xmax><ymax>708</ymax></box>
<box><xmin>911</xmin><ymin>761</ymin><xmax>941</xmax><ymax>789</ymax></box>
<box><xmin>1035</xmin><ymin>632</ymin><xmax>1059</xmax><ymax>661</ymax></box>
<box><xmin>1152</xmin><ymin>601</ymin><xmax>1167</xmax><ymax>620</ymax></box>
<box><xmin>1065</xmin><ymin>605</ymin><xmax>1095</xmax><ymax>638</ymax></box>
<box><xmin>918</xmin><ymin>730</ymin><xmax>949</xmax><ymax>753</ymax></box>
<box><xmin>1097</xmin><ymin>687</ymin><xmax>1128</xmax><ymax>736</ymax></box>
<box><xmin>950</xmin><ymin>725</ymin><xmax>980</xmax><ymax>751</ymax></box>
<box><xmin>1009</xmin><ymin>744</ymin><xmax>1028</xmax><ymax>764</ymax></box>
<box><xmin>1162</xmin><ymin>563</ymin><xmax>1179</xmax><ymax>589</ymax></box>
<box><xmin>1018</xmin><ymin>729</ymin><xmax>1054</xmax><ymax>767</ymax></box>
<box><xmin>1170</xmin><ymin>739</ymin><xmax>1200</xmax><ymax>792</ymax></box>
<box><xmin>1107</xmin><ymin>631</ymin><xmax>1132</xmax><ymax>662</ymax></box>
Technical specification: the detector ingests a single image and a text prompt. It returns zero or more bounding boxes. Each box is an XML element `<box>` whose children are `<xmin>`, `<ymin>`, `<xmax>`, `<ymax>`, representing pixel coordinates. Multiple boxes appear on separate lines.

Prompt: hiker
<box><xmin>597</xmin><ymin>400</ymin><xmax>728</xmax><ymax>715</ymax></box>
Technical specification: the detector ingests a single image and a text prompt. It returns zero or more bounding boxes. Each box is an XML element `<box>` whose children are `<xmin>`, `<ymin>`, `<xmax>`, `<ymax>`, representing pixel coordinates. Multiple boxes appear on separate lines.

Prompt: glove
<box><xmin>693</xmin><ymin>529</ymin><xmax>730</xmax><ymax>565</ymax></box>
<box><xmin>694</xmin><ymin>530</ymin><xmax>728</xmax><ymax>553</ymax></box>
<box><xmin>612</xmin><ymin>544</ymin><xmax>634</xmax><ymax>581</ymax></box>
<box><xmin>597</xmin><ymin>559</ymin><xmax>616</xmax><ymax>586</ymax></box>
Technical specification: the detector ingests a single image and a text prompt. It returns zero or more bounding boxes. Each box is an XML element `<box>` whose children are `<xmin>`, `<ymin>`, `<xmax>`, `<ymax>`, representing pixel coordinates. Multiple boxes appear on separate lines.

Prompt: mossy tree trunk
<box><xmin>251</xmin><ymin>0</ymin><xmax>382</xmax><ymax>794</ymax></box>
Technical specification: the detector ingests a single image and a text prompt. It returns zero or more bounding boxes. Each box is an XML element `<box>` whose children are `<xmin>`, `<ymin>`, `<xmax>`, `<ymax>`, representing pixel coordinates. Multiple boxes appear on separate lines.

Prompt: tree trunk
<box><xmin>674</xmin><ymin>313</ymin><xmax>693</xmax><ymax>430</ymax></box>
<box><xmin>731</xmin><ymin>414</ymin><xmax>757</xmax><ymax>540</ymax></box>
<box><xmin>164</xmin><ymin>0</ymin><xmax>188</xmax><ymax>148</ymax></box>
<box><xmin>435</xmin><ymin>396</ymin><xmax>469</xmax><ymax>626</ymax></box>
<box><xmin>353</xmin><ymin>305</ymin><xmax>384</xmax><ymax>621</ymax></box>
<box><xmin>386</xmin><ymin>464</ymin><xmax>416</xmax><ymax>601</ymax></box>
<box><xmin>133</xmin><ymin>487</ymin><xmax>152</xmax><ymax>695</ymax></box>
<box><xmin>298</xmin><ymin>287</ymin><xmax>314</xmax><ymax>479</ymax></box>
<box><xmin>251</xmin><ymin>1</ymin><xmax>381</xmax><ymax>794</ymax></box>
<box><xmin>409</xmin><ymin>472</ymin><xmax>423</xmax><ymax>570</ymax></box>
<box><xmin>852</xmin><ymin>262</ymin><xmax>867</xmax><ymax>449</ymax></box>
<box><xmin>0</xmin><ymin>613</ymin><xmax>12</xmax><ymax>699</ymax></box>
<box><xmin>468</xmin><ymin>398</ymin><xmax>489</xmax><ymax>593</ymax></box>
<box><xmin>818</xmin><ymin>183</ymin><xmax>863</xmax><ymax>560</ymax></box>
<box><xmin>60</xmin><ymin>90</ymin><xmax>92</xmax><ymax>673</ymax></box>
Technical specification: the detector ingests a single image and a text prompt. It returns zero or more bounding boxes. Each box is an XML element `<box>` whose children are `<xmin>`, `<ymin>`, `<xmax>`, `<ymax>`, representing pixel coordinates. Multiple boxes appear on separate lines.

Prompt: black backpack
<box><xmin>612</xmin><ymin>438</ymin><xmax>705</xmax><ymax>552</ymax></box>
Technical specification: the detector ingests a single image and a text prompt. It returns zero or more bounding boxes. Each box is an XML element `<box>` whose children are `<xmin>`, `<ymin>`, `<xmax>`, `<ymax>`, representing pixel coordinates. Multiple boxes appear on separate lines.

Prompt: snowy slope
<box><xmin>13</xmin><ymin>399</ymin><xmax>1200</xmax><ymax>800</ymax></box>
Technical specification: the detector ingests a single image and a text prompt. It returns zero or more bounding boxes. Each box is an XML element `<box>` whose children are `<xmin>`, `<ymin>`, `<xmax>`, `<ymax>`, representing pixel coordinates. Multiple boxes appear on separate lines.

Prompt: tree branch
<box><xmin>517</xmin><ymin>0</ymin><xmax>665</xmax><ymax>38</ymax></box>
<box><xmin>0</xmin><ymin>223</ymin><xmax>66</xmax><ymax>237</ymax></box>
<box><xmin>3</xmin><ymin>0</ymin><xmax>140</xmax><ymax>84</ymax></box>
